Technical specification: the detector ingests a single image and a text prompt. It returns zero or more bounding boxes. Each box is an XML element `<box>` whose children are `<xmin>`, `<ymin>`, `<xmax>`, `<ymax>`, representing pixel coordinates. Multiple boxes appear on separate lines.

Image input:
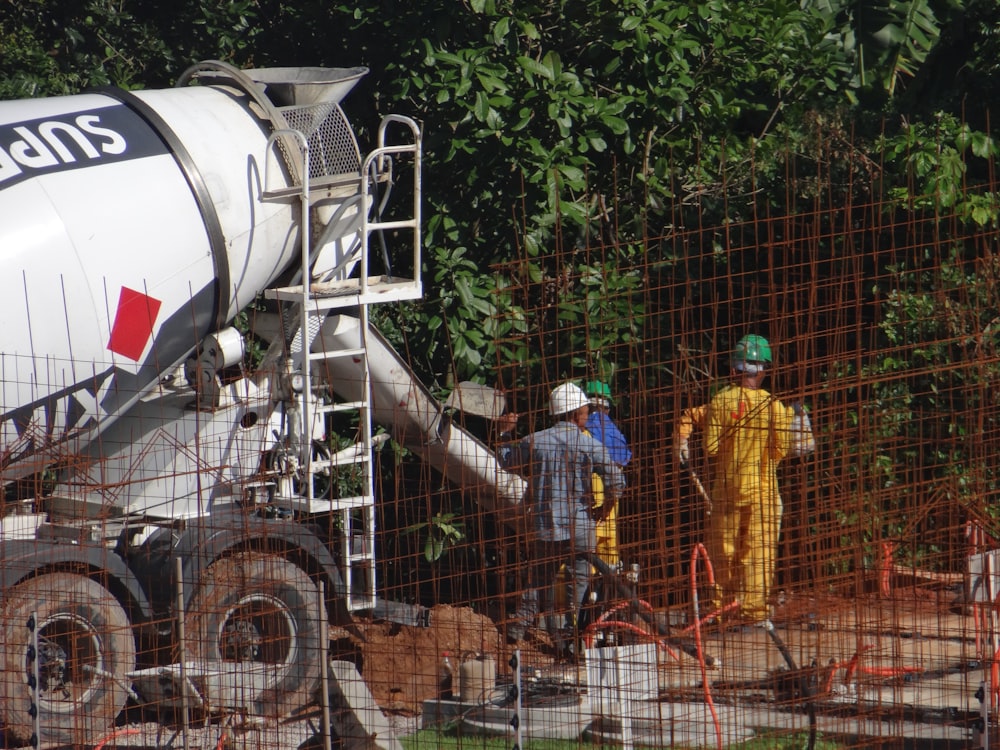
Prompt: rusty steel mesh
<box><xmin>3</xmin><ymin>162</ymin><xmax>1000</xmax><ymax>749</ymax></box>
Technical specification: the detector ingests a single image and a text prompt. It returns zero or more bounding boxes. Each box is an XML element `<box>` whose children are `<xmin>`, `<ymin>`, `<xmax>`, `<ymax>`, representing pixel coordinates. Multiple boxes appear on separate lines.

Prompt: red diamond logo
<box><xmin>107</xmin><ymin>287</ymin><xmax>162</xmax><ymax>361</ymax></box>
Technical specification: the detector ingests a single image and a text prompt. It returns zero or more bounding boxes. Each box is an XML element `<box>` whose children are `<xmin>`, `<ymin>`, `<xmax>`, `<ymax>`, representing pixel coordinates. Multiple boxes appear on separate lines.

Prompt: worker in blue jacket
<box><xmin>585</xmin><ymin>380</ymin><xmax>632</xmax><ymax>466</ymax></box>
<box><xmin>583</xmin><ymin>380</ymin><xmax>631</xmax><ymax>567</ymax></box>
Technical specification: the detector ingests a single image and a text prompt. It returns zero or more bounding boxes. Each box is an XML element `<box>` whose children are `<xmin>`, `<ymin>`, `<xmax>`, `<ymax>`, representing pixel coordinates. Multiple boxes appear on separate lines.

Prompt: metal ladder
<box><xmin>263</xmin><ymin>114</ymin><xmax>421</xmax><ymax>611</ymax></box>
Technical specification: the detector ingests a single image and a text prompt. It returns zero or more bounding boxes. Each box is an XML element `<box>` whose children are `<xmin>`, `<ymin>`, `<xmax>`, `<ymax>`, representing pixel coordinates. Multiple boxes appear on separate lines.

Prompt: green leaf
<box><xmin>493</xmin><ymin>16</ymin><xmax>510</xmax><ymax>44</ymax></box>
<box><xmin>474</xmin><ymin>91</ymin><xmax>490</xmax><ymax>121</ymax></box>
<box><xmin>517</xmin><ymin>55</ymin><xmax>553</xmax><ymax>80</ymax></box>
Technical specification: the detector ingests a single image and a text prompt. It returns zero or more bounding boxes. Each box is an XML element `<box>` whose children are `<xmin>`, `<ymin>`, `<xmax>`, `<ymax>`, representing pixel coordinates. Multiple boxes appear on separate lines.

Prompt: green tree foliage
<box><xmin>834</xmin><ymin>245</ymin><xmax>1000</xmax><ymax>569</ymax></box>
<box><xmin>4</xmin><ymin>0</ymin><xmax>999</xmax><ymax>575</ymax></box>
<box><xmin>807</xmin><ymin>0</ymin><xmax>960</xmax><ymax>97</ymax></box>
<box><xmin>838</xmin><ymin>113</ymin><xmax>1000</xmax><ymax>567</ymax></box>
<box><xmin>333</xmin><ymin>1</ymin><xmax>864</xmax><ymax>385</ymax></box>
<box><xmin>0</xmin><ymin>0</ymin><xmax>976</xmax><ymax>388</ymax></box>
<box><xmin>0</xmin><ymin>0</ymin><xmax>262</xmax><ymax>98</ymax></box>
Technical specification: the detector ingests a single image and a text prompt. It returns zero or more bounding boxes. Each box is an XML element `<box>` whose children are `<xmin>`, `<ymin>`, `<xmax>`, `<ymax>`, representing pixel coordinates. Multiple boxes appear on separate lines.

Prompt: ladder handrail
<box><xmin>360</xmin><ymin>115</ymin><xmax>422</xmax><ymax>295</ymax></box>
<box><xmin>264</xmin><ymin>127</ymin><xmax>315</xmax><ymax>491</ymax></box>
<box><xmin>260</xmin><ymin>115</ymin><xmax>422</xmax><ymax>611</ymax></box>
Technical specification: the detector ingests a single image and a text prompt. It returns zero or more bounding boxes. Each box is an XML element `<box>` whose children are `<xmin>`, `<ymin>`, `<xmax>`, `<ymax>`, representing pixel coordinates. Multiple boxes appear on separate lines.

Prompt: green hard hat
<box><xmin>585</xmin><ymin>380</ymin><xmax>613</xmax><ymax>405</ymax></box>
<box><xmin>731</xmin><ymin>334</ymin><xmax>773</xmax><ymax>370</ymax></box>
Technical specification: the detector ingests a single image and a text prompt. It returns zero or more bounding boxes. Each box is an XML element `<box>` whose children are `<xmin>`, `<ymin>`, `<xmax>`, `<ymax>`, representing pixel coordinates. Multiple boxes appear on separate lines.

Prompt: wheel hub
<box><xmin>221</xmin><ymin>618</ymin><xmax>262</xmax><ymax>662</ymax></box>
<box><xmin>37</xmin><ymin>636</ymin><xmax>70</xmax><ymax>698</ymax></box>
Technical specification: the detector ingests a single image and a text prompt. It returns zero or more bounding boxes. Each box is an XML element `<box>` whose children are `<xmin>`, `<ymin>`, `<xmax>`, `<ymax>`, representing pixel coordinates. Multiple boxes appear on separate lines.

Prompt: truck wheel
<box><xmin>0</xmin><ymin>573</ymin><xmax>136</xmax><ymax>745</ymax></box>
<box><xmin>185</xmin><ymin>552</ymin><xmax>323</xmax><ymax>717</ymax></box>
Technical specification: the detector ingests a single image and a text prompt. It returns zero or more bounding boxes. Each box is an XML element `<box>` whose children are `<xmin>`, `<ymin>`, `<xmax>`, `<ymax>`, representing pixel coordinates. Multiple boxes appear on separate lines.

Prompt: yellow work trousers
<box><xmin>595</xmin><ymin>503</ymin><xmax>618</xmax><ymax>568</ymax></box>
<box><xmin>704</xmin><ymin>488</ymin><xmax>782</xmax><ymax>622</ymax></box>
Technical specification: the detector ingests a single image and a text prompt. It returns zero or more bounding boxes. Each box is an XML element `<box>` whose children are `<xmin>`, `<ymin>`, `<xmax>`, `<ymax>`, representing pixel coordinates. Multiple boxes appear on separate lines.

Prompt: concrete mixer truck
<box><xmin>0</xmin><ymin>60</ymin><xmax>526</xmax><ymax>745</ymax></box>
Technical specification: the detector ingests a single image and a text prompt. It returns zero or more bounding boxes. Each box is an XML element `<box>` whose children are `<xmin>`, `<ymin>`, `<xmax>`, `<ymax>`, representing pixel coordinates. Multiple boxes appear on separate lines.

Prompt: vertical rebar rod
<box><xmin>29</xmin><ymin>611</ymin><xmax>40</xmax><ymax>749</ymax></box>
<box><xmin>319</xmin><ymin>580</ymin><xmax>332</xmax><ymax>750</ymax></box>
<box><xmin>176</xmin><ymin>557</ymin><xmax>190</xmax><ymax>750</ymax></box>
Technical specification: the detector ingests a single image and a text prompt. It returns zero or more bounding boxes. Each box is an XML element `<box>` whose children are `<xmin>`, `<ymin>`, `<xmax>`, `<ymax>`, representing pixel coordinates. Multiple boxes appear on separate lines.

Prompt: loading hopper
<box><xmin>246</xmin><ymin>66</ymin><xmax>369</xmax><ymax>107</ymax></box>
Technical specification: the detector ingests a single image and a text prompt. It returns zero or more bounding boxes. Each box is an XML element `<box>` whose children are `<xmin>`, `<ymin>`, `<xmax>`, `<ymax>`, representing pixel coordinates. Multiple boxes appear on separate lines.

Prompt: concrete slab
<box><xmin>327</xmin><ymin>659</ymin><xmax>404</xmax><ymax>750</ymax></box>
<box><xmin>421</xmin><ymin>696</ymin><xmax>592</xmax><ymax>740</ymax></box>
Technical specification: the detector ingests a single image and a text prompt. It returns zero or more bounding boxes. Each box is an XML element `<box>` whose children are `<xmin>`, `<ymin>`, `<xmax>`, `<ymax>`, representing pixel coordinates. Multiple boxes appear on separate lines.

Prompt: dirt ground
<box><xmin>339</xmin><ymin>576</ymin><xmax>970</xmax><ymax>718</ymax></box>
<box><xmin>340</xmin><ymin>604</ymin><xmax>556</xmax><ymax>716</ymax></box>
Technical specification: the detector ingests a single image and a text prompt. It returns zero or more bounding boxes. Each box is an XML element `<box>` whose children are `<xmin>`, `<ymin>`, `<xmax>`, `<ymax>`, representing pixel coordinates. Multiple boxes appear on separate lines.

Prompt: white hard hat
<box><xmin>549</xmin><ymin>382</ymin><xmax>589</xmax><ymax>416</ymax></box>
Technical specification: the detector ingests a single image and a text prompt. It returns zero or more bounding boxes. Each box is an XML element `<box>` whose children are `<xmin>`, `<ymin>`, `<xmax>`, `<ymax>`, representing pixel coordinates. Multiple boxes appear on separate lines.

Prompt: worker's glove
<box><xmin>789</xmin><ymin>403</ymin><xmax>816</xmax><ymax>457</ymax></box>
<box><xmin>674</xmin><ymin>438</ymin><xmax>690</xmax><ymax>469</ymax></box>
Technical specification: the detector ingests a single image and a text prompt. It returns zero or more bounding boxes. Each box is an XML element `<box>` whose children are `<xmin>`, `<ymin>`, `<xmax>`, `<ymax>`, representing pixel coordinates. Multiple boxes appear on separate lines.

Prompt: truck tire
<box><xmin>0</xmin><ymin>573</ymin><xmax>137</xmax><ymax>745</ymax></box>
<box><xmin>185</xmin><ymin>552</ymin><xmax>323</xmax><ymax>717</ymax></box>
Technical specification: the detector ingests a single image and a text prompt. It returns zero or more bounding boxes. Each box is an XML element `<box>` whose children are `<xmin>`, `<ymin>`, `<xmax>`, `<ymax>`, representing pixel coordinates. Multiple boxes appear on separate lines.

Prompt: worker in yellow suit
<box><xmin>697</xmin><ymin>335</ymin><xmax>814</xmax><ymax>624</ymax></box>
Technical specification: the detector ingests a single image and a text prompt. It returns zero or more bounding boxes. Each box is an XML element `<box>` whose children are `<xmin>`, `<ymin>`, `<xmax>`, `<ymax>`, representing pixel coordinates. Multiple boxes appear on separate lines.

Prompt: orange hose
<box><xmin>992</xmin><ymin>646</ymin><xmax>1000</xmax><ymax>712</ymax></box>
<box><xmin>691</xmin><ymin>543</ymin><xmax>723</xmax><ymax>750</ymax></box>
<box><xmin>679</xmin><ymin>601</ymin><xmax>739</xmax><ymax>634</ymax></box>
<box><xmin>880</xmin><ymin>542</ymin><xmax>894</xmax><ymax>598</ymax></box>
<box><xmin>859</xmin><ymin>665</ymin><xmax>925</xmax><ymax>677</ymax></box>
<box><xmin>596</xmin><ymin>597</ymin><xmax>654</xmax><ymax>626</ymax></box>
<box><xmin>582</xmin><ymin>619</ymin><xmax>681</xmax><ymax>662</ymax></box>
<box><xmin>824</xmin><ymin>645</ymin><xmax>925</xmax><ymax>693</ymax></box>
<box><xmin>842</xmin><ymin>645</ymin><xmax>875</xmax><ymax>685</ymax></box>
<box><xmin>94</xmin><ymin>727</ymin><xmax>141</xmax><ymax>750</ymax></box>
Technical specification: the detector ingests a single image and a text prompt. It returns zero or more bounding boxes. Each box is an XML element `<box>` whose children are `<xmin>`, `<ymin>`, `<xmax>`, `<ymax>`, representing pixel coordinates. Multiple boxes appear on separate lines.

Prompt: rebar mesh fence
<box><xmin>375</xmin><ymin>163</ymin><xmax>1000</xmax><ymax>748</ymax></box>
<box><xmin>1</xmin><ymin>167</ymin><xmax>1000</xmax><ymax>749</ymax></box>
